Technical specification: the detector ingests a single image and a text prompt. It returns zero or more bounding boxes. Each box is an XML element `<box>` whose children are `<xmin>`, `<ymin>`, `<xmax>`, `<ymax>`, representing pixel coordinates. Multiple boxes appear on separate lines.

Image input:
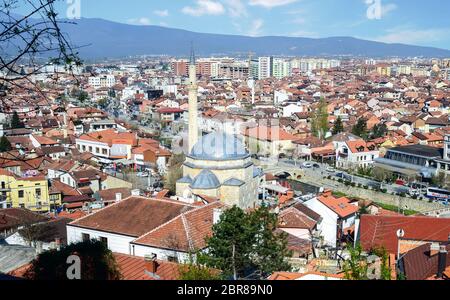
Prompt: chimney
<box><xmin>213</xmin><ymin>208</ymin><xmax>222</xmax><ymax>225</ymax></box>
<box><xmin>115</xmin><ymin>193</ymin><xmax>122</xmax><ymax>202</ymax></box>
<box><xmin>145</xmin><ymin>254</ymin><xmax>158</xmax><ymax>274</ymax></box>
<box><xmin>437</xmin><ymin>245</ymin><xmax>448</xmax><ymax>278</ymax></box>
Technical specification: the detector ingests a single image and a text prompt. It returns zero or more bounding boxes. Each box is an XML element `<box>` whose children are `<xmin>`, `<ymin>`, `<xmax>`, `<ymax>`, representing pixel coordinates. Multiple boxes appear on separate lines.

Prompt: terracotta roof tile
<box><xmin>69</xmin><ymin>197</ymin><xmax>195</xmax><ymax>237</ymax></box>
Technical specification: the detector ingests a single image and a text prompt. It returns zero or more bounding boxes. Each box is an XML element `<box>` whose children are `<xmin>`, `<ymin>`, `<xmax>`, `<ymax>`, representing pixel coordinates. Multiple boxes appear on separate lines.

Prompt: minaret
<box><xmin>188</xmin><ymin>45</ymin><xmax>199</xmax><ymax>152</ymax></box>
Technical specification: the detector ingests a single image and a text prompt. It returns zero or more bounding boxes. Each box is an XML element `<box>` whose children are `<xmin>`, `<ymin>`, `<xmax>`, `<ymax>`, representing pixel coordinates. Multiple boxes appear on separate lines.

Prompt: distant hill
<box><xmin>57</xmin><ymin>18</ymin><xmax>450</xmax><ymax>59</ymax></box>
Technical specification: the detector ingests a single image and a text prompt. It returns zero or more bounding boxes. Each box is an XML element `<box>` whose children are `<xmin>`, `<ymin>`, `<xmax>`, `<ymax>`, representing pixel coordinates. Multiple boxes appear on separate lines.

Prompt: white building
<box><xmin>272</xmin><ymin>58</ymin><xmax>291</xmax><ymax>79</ymax></box>
<box><xmin>303</xmin><ymin>192</ymin><xmax>358</xmax><ymax>248</ymax></box>
<box><xmin>336</xmin><ymin>140</ymin><xmax>380</xmax><ymax>170</ymax></box>
<box><xmin>258</xmin><ymin>56</ymin><xmax>273</xmax><ymax>80</ymax></box>
<box><xmin>66</xmin><ymin>197</ymin><xmax>223</xmax><ymax>263</ymax></box>
<box><xmin>88</xmin><ymin>75</ymin><xmax>116</xmax><ymax>89</ymax></box>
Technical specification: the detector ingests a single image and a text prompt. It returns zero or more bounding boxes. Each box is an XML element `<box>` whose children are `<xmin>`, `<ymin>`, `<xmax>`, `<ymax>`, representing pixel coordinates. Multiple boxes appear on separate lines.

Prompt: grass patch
<box><xmin>374</xmin><ymin>202</ymin><xmax>419</xmax><ymax>216</ymax></box>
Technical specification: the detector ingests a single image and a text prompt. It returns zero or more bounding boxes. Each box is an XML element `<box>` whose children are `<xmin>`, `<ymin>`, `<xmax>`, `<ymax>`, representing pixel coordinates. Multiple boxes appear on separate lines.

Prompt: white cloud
<box><xmin>249</xmin><ymin>0</ymin><xmax>298</xmax><ymax>8</ymax></box>
<box><xmin>154</xmin><ymin>9</ymin><xmax>169</xmax><ymax>17</ymax></box>
<box><xmin>182</xmin><ymin>0</ymin><xmax>225</xmax><ymax>16</ymax></box>
<box><xmin>247</xmin><ymin>19</ymin><xmax>264</xmax><ymax>36</ymax></box>
<box><xmin>225</xmin><ymin>0</ymin><xmax>248</xmax><ymax>17</ymax></box>
<box><xmin>373</xmin><ymin>27</ymin><xmax>450</xmax><ymax>45</ymax></box>
<box><xmin>127</xmin><ymin>17</ymin><xmax>151</xmax><ymax>25</ymax></box>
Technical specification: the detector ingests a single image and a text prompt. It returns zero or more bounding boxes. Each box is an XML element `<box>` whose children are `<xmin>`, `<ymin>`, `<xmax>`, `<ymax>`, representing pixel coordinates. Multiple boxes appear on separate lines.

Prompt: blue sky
<box><xmin>50</xmin><ymin>0</ymin><xmax>450</xmax><ymax>49</ymax></box>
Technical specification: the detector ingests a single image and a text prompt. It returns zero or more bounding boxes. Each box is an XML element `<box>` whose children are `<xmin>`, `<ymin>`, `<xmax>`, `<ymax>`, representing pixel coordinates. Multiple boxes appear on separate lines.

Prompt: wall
<box><xmin>304</xmin><ymin>198</ymin><xmax>338</xmax><ymax>248</ymax></box>
<box><xmin>66</xmin><ymin>225</ymin><xmax>135</xmax><ymax>255</ymax></box>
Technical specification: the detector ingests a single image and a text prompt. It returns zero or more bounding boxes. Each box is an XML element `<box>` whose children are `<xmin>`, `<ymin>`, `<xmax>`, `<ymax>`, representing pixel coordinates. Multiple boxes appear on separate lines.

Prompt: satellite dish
<box><xmin>397</xmin><ymin>229</ymin><xmax>405</xmax><ymax>238</ymax></box>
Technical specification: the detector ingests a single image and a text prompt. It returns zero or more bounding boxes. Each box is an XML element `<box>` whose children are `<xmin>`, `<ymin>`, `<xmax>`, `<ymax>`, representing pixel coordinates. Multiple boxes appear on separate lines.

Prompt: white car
<box><xmin>326</xmin><ymin>167</ymin><xmax>335</xmax><ymax>173</ymax></box>
<box><xmin>302</xmin><ymin>162</ymin><xmax>313</xmax><ymax>168</ymax></box>
<box><xmin>136</xmin><ymin>172</ymin><xmax>149</xmax><ymax>178</ymax></box>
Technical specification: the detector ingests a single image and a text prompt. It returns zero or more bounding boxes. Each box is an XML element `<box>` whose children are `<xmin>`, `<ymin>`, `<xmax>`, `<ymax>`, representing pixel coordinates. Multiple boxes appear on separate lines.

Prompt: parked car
<box><xmin>326</xmin><ymin>166</ymin><xmax>335</xmax><ymax>173</ymax></box>
<box><xmin>302</xmin><ymin>162</ymin><xmax>313</xmax><ymax>168</ymax></box>
<box><xmin>136</xmin><ymin>172</ymin><xmax>149</xmax><ymax>178</ymax></box>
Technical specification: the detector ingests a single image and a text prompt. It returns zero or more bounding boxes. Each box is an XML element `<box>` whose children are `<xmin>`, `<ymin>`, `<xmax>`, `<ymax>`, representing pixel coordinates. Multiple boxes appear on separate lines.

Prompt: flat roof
<box><xmin>388</xmin><ymin>145</ymin><xmax>443</xmax><ymax>158</ymax></box>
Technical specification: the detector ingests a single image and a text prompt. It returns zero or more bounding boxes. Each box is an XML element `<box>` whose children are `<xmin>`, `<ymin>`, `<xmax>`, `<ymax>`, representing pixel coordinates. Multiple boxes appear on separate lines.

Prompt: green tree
<box><xmin>343</xmin><ymin>243</ymin><xmax>368</xmax><ymax>280</ymax></box>
<box><xmin>0</xmin><ymin>135</ymin><xmax>11</xmax><ymax>152</ymax></box>
<box><xmin>371</xmin><ymin>123</ymin><xmax>388</xmax><ymax>139</ymax></box>
<box><xmin>164</xmin><ymin>153</ymin><xmax>186</xmax><ymax>193</ymax></box>
<box><xmin>78</xmin><ymin>91</ymin><xmax>89</xmax><ymax>103</ymax></box>
<box><xmin>10</xmin><ymin>111</ymin><xmax>24</xmax><ymax>129</ymax></box>
<box><xmin>311</xmin><ymin>97</ymin><xmax>329</xmax><ymax>139</ymax></box>
<box><xmin>203</xmin><ymin>206</ymin><xmax>292</xmax><ymax>279</ymax></box>
<box><xmin>179</xmin><ymin>253</ymin><xmax>221</xmax><ymax>280</ymax></box>
<box><xmin>332</xmin><ymin>116</ymin><xmax>344</xmax><ymax>135</ymax></box>
<box><xmin>352</xmin><ymin>118</ymin><xmax>368</xmax><ymax>140</ymax></box>
<box><xmin>24</xmin><ymin>240</ymin><xmax>122</xmax><ymax>280</ymax></box>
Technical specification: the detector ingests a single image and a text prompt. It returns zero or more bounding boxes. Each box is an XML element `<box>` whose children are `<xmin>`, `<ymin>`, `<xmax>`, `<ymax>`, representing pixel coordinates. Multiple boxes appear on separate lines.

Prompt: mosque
<box><xmin>175</xmin><ymin>49</ymin><xmax>264</xmax><ymax>209</ymax></box>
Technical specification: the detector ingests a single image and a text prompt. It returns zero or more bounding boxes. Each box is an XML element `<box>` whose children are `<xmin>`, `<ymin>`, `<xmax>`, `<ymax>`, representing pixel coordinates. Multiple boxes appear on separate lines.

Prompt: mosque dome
<box><xmin>190</xmin><ymin>170</ymin><xmax>221</xmax><ymax>190</ymax></box>
<box><xmin>190</xmin><ymin>132</ymin><xmax>250</xmax><ymax>161</ymax></box>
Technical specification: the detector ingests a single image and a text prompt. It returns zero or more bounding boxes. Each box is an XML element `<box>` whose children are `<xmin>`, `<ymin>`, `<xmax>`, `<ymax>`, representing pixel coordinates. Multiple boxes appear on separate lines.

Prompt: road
<box><xmin>278</xmin><ymin>158</ymin><xmax>413</xmax><ymax>196</ymax></box>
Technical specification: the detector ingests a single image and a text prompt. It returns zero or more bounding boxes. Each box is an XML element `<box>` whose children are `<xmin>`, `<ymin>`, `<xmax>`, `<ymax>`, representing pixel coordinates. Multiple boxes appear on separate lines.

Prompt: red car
<box><xmin>395</xmin><ymin>179</ymin><xmax>406</xmax><ymax>186</ymax></box>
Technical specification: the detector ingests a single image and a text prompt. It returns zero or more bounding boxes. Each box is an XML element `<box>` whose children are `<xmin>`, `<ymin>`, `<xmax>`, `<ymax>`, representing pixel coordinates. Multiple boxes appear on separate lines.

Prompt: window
<box><xmin>35</xmin><ymin>188</ymin><xmax>41</xmax><ymax>198</ymax></box>
<box><xmin>99</xmin><ymin>237</ymin><xmax>108</xmax><ymax>246</ymax></box>
<box><xmin>89</xmin><ymin>146</ymin><xmax>93</xmax><ymax>152</ymax></box>
<box><xmin>18</xmin><ymin>190</ymin><xmax>24</xmax><ymax>198</ymax></box>
<box><xmin>82</xmin><ymin>233</ymin><xmax>90</xmax><ymax>242</ymax></box>
<box><xmin>1</xmin><ymin>182</ymin><xmax>5</xmax><ymax>189</ymax></box>
<box><xmin>167</xmin><ymin>256</ymin><xmax>178</xmax><ymax>263</ymax></box>
<box><xmin>82</xmin><ymin>145</ymin><xmax>86</xmax><ymax>151</ymax></box>
<box><xmin>102</xmin><ymin>148</ymin><xmax>107</xmax><ymax>155</ymax></box>
<box><xmin>96</xmin><ymin>147</ymin><xmax>100</xmax><ymax>154</ymax></box>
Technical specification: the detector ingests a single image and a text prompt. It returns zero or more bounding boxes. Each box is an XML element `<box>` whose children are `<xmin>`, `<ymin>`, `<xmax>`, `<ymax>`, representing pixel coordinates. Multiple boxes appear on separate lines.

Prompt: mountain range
<box><xmin>58</xmin><ymin>18</ymin><xmax>450</xmax><ymax>59</ymax></box>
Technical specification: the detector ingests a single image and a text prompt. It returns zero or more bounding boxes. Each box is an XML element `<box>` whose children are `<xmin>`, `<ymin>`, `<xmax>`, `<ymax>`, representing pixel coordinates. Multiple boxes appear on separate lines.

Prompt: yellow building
<box><xmin>0</xmin><ymin>169</ymin><xmax>57</xmax><ymax>212</ymax></box>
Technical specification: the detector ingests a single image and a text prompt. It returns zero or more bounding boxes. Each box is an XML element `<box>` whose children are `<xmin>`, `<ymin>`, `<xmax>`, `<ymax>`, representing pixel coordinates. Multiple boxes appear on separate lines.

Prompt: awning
<box><xmin>263</xmin><ymin>184</ymin><xmax>290</xmax><ymax>194</ymax></box>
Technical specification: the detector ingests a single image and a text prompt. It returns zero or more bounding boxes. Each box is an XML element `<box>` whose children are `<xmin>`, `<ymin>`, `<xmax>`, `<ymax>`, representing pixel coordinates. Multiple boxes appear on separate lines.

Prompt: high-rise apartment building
<box><xmin>258</xmin><ymin>56</ymin><xmax>273</xmax><ymax>79</ymax></box>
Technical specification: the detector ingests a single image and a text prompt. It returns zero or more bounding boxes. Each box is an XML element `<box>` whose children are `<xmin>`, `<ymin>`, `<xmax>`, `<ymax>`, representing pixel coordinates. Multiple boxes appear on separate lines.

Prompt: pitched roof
<box><xmin>317</xmin><ymin>194</ymin><xmax>358</xmax><ymax>218</ymax></box>
<box><xmin>278</xmin><ymin>207</ymin><xmax>317</xmax><ymax>230</ymax></box>
<box><xmin>114</xmin><ymin>253</ymin><xmax>180</xmax><ymax>280</ymax></box>
<box><xmin>402</xmin><ymin>243</ymin><xmax>450</xmax><ymax>280</ymax></box>
<box><xmin>68</xmin><ymin>197</ymin><xmax>195</xmax><ymax>237</ymax></box>
<box><xmin>359</xmin><ymin>215</ymin><xmax>450</xmax><ymax>254</ymax></box>
<box><xmin>132</xmin><ymin>202</ymin><xmax>224</xmax><ymax>252</ymax></box>
<box><xmin>293</xmin><ymin>202</ymin><xmax>322</xmax><ymax>222</ymax></box>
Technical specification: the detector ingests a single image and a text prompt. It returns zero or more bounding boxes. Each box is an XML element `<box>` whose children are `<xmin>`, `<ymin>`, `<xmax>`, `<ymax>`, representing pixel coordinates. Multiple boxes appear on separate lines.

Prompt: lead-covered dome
<box><xmin>190</xmin><ymin>132</ymin><xmax>250</xmax><ymax>161</ymax></box>
<box><xmin>190</xmin><ymin>170</ymin><xmax>221</xmax><ymax>189</ymax></box>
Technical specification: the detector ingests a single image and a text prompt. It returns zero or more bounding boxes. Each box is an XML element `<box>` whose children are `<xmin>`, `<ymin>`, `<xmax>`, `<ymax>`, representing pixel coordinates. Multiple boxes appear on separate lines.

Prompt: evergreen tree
<box><xmin>24</xmin><ymin>240</ymin><xmax>122</xmax><ymax>280</ymax></box>
<box><xmin>0</xmin><ymin>135</ymin><xmax>11</xmax><ymax>152</ymax></box>
<box><xmin>311</xmin><ymin>97</ymin><xmax>329</xmax><ymax>139</ymax></box>
<box><xmin>332</xmin><ymin>116</ymin><xmax>344</xmax><ymax>135</ymax></box>
<box><xmin>10</xmin><ymin>111</ymin><xmax>24</xmax><ymax>129</ymax></box>
<box><xmin>371</xmin><ymin>123</ymin><xmax>388</xmax><ymax>139</ymax></box>
<box><xmin>352</xmin><ymin>118</ymin><xmax>368</xmax><ymax>139</ymax></box>
<box><xmin>203</xmin><ymin>206</ymin><xmax>292</xmax><ymax>279</ymax></box>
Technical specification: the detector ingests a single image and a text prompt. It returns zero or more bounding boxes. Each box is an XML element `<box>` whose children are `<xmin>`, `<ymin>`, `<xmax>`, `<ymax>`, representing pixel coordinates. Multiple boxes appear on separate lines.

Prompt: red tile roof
<box><xmin>317</xmin><ymin>194</ymin><xmax>358</xmax><ymax>218</ymax></box>
<box><xmin>114</xmin><ymin>253</ymin><xmax>180</xmax><ymax>280</ymax></box>
<box><xmin>69</xmin><ymin>197</ymin><xmax>195</xmax><ymax>237</ymax></box>
<box><xmin>359</xmin><ymin>215</ymin><xmax>450</xmax><ymax>254</ymax></box>
<box><xmin>132</xmin><ymin>202</ymin><xmax>223</xmax><ymax>252</ymax></box>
